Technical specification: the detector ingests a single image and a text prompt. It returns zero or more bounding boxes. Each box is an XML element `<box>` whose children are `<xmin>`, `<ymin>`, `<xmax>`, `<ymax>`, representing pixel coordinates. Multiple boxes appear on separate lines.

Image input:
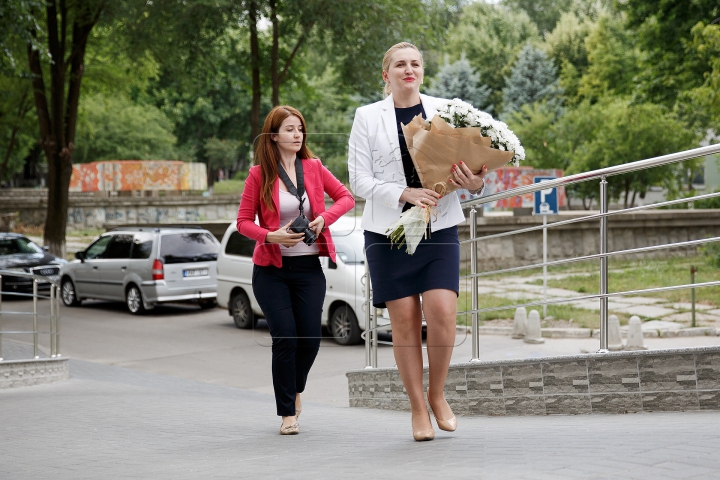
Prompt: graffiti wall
<box><xmin>483</xmin><ymin>167</ymin><xmax>566</xmax><ymax>209</ymax></box>
<box><xmin>69</xmin><ymin>161</ymin><xmax>207</xmax><ymax>192</ymax></box>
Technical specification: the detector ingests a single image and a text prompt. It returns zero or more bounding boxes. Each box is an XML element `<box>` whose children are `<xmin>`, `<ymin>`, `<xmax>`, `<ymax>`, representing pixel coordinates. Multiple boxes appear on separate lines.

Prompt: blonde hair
<box><xmin>382</xmin><ymin>42</ymin><xmax>424</xmax><ymax>98</ymax></box>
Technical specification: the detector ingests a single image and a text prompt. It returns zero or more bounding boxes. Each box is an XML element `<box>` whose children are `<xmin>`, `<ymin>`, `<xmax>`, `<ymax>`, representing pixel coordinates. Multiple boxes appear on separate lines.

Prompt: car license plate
<box><xmin>183</xmin><ymin>268</ymin><xmax>208</xmax><ymax>277</ymax></box>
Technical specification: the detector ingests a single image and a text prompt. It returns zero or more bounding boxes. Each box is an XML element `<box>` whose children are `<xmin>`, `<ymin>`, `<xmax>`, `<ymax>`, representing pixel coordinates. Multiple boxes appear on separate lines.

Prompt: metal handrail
<box><xmin>459</xmin><ymin>190</ymin><xmax>720</xmax><ymax>245</ymax></box>
<box><xmin>462</xmin><ymin>143</ymin><xmax>720</xmax><ymax>208</ymax></box>
<box><xmin>0</xmin><ymin>270</ymin><xmax>62</xmax><ymax>361</ymax></box>
<box><xmin>363</xmin><ymin>143</ymin><xmax>720</xmax><ymax>367</ymax></box>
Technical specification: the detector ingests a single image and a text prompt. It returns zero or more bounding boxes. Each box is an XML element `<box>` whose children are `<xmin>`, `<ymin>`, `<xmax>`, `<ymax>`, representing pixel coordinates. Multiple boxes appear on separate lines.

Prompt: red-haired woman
<box><xmin>236</xmin><ymin>106</ymin><xmax>354</xmax><ymax>435</ymax></box>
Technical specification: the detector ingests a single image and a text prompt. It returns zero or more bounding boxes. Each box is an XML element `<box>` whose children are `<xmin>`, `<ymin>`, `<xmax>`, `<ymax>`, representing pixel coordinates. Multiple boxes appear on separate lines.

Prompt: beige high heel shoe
<box><xmin>412</xmin><ymin>411</ymin><xmax>435</xmax><ymax>442</ymax></box>
<box><xmin>428</xmin><ymin>388</ymin><xmax>457</xmax><ymax>432</ymax></box>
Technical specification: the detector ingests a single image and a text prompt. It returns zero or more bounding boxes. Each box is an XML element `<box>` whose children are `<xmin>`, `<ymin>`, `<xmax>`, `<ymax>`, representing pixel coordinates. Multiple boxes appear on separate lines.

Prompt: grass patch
<box><xmin>213</xmin><ymin>179</ymin><xmax>245</xmax><ymax>195</ymax></box>
<box><xmin>455</xmin><ymin>292</ymin><xmax>629</xmax><ymax>329</ymax></box>
<box><xmin>526</xmin><ymin>256</ymin><xmax>719</xmax><ymax>306</ymax></box>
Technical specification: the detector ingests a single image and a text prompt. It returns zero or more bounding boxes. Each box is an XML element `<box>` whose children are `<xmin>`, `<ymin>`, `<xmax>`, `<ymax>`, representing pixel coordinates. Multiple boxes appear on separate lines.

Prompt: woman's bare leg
<box><xmin>385</xmin><ymin>295</ymin><xmax>432</xmax><ymax>432</ymax></box>
<box><xmin>422</xmin><ymin>289</ymin><xmax>457</xmax><ymax>421</ymax></box>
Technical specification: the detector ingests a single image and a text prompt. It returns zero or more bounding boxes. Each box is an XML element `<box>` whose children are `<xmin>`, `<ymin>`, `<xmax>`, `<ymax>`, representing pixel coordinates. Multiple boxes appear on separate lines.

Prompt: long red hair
<box><xmin>255</xmin><ymin>105</ymin><xmax>316</xmax><ymax>210</ymax></box>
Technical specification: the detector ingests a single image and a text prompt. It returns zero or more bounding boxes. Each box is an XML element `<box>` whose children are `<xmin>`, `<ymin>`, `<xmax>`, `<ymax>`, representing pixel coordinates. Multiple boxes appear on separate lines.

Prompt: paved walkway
<box><xmin>2</xmin><ymin>359</ymin><xmax>720</xmax><ymax>479</ymax></box>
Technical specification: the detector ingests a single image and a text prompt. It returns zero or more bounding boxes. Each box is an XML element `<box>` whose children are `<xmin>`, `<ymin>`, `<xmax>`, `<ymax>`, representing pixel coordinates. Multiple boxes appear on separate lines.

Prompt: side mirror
<box><xmin>42</xmin><ymin>246</ymin><xmax>49</xmax><ymax>252</ymax></box>
<box><xmin>75</xmin><ymin>251</ymin><xmax>86</xmax><ymax>262</ymax></box>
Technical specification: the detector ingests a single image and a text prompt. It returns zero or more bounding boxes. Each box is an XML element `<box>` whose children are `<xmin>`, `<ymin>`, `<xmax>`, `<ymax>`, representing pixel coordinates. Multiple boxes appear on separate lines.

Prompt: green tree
<box><xmin>445</xmin><ymin>2</ymin><xmax>539</xmax><ymax>109</ymax></box>
<box><xmin>618</xmin><ymin>0</ymin><xmax>720</xmax><ymax>108</ymax></box>
<box><xmin>563</xmin><ymin>98</ymin><xmax>698</xmax><ymax>208</ymax></box>
<box><xmin>426</xmin><ymin>54</ymin><xmax>493</xmax><ymax>112</ymax></box>
<box><xmin>542</xmin><ymin>12</ymin><xmax>592</xmax><ymax>101</ymax></box>
<box><xmin>73</xmin><ymin>94</ymin><xmax>178</xmax><ymax>162</ymax></box>
<box><xmin>504</xmin><ymin>103</ymin><xmax>561</xmax><ymax>170</ymax></box>
<box><xmin>675</xmin><ymin>22</ymin><xmax>720</xmax><ymax>133</ymax></box>
<box><xmin>502</xmin><ymin>0</ymin><xmax>575</xmax><ymax>34</ymax></box>
<box><xmin>502</xmin><ymin>45</ymin><xmax>562</xmax><ymax>115</ymax></box>
<box><xmin>576</xmin><ymin>13</ymin><xmax>640</xmax><ymax>101</ymax></box>
<box><xmin>0</xmin><ymin>74</ymin><xmax>35</xmax><ymax>182</ymax></box>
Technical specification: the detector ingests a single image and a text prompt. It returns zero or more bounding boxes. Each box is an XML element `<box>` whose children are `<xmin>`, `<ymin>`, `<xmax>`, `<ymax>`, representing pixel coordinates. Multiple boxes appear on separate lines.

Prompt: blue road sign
<box><xmin>534</xmin><ymin>176</ymin><xmax>558</xmax><ymax>215</ymax></box>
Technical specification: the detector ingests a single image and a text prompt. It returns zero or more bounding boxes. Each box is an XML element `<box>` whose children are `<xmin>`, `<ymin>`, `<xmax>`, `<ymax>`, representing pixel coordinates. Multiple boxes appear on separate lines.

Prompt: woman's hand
<box><xmin>266</xmin><ymin>221</ymin><xmax>305</xmax><ymax>247</ymax></box>
<box><xmin>448</xmin><ymin>162</ymin><xmax>487</xmax><ymax>192</ymax></box>
<box><xmin>308</xmin><ymin>215</ymin><xmax>325</xmax><ymax>236</ymax></box>
<box><xmin>400</xmin><ymin>187</ymin><xmax>442</xmax><ymax>208</ymax></box>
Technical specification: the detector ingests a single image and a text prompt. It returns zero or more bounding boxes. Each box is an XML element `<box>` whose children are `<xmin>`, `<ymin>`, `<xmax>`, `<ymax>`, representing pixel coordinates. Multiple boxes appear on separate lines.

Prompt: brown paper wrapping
<box><xmin>401</xmin><ymin>114</ymin><xmax>514</xmax><ymax>194</ymax></box>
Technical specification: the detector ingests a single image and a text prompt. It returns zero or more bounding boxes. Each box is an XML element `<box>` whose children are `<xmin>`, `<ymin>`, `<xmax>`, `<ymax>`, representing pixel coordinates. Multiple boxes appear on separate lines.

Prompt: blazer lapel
<box><xmin>379</xmin><ymin>94</ymin><xmax>400</xmax><ymax>162</ymax></box>
<box><xmin>420</xmin><ymin>93</ymin><xmax>440</xmax><ymax>121</ymax></box>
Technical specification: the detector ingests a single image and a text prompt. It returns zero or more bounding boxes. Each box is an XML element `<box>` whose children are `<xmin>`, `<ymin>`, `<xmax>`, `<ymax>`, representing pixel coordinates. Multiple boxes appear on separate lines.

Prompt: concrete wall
<box><xmin>457</xmin><ymin>209</ymin><xmax>720</xmax><ymax>272</ymax></box>
<box><xmin>347</xmin><ymin>346</ymin><xmax>720</xmax><ymax>416</ymax></box>
<box><xmin>0</xmin><ymin>358</ymin><xmax>69</xmax><ymax>389</ymax></box>
<box><xmin>0</xmin><ymin>190</ymin><xmax>241</xmax><ymax>229</ymax></box>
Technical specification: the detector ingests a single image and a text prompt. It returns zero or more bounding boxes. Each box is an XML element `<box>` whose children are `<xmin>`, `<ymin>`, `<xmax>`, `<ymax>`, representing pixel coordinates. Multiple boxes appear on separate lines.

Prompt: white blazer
<box><xmin>348</xmin><ymin>93</ymin><xmax>466</xmax><ymax>235</ymax></box>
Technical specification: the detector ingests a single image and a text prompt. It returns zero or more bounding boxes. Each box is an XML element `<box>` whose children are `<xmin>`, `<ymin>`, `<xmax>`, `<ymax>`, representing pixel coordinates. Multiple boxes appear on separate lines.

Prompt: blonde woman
<box><xmin>348</xmin><ymin>43</ymin><xmax>487</xmax><ymax>441</ymax></box>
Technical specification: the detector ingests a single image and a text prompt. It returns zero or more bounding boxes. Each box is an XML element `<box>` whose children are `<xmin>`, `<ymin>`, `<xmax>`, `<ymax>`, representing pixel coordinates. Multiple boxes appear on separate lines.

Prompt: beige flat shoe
<box><xmin>280</xmin><ymin>421</ymin><xmax>299</xmax><ymax>435</ymax></box>
<box><xmin>428</xmin><ymin>388</ymin><xmax>457</xmax><ymax>432</ymax></box>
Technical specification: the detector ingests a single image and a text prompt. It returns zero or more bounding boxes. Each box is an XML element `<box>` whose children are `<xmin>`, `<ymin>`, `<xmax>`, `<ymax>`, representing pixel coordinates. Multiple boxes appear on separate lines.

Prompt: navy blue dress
<box><xmin>364</xmin><ymin>103</ymin><xmax>460</xmax><ymax>308</ymax></box>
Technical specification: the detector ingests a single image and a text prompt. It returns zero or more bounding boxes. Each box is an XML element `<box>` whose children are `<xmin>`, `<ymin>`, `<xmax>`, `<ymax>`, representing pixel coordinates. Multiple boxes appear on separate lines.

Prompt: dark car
<box><xmin>0</xmin><ymin>233</ymin><xmax>67</xmax><ymax>294</ymax></box>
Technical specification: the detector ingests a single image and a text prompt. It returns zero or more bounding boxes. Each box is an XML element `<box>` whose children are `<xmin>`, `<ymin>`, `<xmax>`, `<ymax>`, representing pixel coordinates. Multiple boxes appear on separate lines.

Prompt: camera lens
<box><xmin>303</xmin><ymin>228</ymin><xmax>317</xmax><ymax>246</ymax></box>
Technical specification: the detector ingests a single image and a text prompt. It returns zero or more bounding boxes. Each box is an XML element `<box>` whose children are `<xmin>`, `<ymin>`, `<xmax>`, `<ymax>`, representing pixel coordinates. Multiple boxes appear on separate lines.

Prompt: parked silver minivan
<box><xmin>60</xmin><ymin>227</ymin><xmax>219</xmax><ymax>314</ymax></box>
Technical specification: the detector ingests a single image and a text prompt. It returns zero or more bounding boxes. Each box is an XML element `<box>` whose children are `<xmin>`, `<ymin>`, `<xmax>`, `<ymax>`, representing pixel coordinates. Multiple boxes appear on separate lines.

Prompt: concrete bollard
<box><xmin>608</xmin><ymin>315</ymin><xmax>623</xmax><ymax>351</ymax></box>
<box><xmin>511</xmin><ymin>307</ymin><xmax>527</xmax><ymax>339</ymax></box>
<box><xmin>523</xmin><ymin>310</ymin><xmax>545</xmax><ymax>344</ymax></box>
<box><xmin>625</xmin><ymin>315</ymin><xmax>647</xmax><ymax>351</ymax></box>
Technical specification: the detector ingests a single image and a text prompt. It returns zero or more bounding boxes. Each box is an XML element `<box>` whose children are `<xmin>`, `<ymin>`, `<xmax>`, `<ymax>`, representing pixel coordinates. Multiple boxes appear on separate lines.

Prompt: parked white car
<box><xmin>217</xmin><ymin>216</ymin><xmax>387</xmax><ymax>345</ymax></box>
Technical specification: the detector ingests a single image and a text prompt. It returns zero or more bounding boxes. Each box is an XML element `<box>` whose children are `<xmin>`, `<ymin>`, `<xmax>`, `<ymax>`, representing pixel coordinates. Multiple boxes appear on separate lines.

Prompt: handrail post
<box><xmin>470</xmin><ymin>206</ymin><xmax>480</xmax><ymax>362</ymax></box>
<box><xmin>33</xmin><ymin>278</ymin><xmax>39</xmax><ymax>359</ymax></box>
<box><xmin>371</xmin><ymin>296</ymin><xmax>378</xmax><ymax>369</ymax></box>
<box><xmin>50</xmin><ymin>284</ymin><xmax>56</xmax><ymax>357</ymax></box>
<box><xmin>598</xmin><ymin>176</ymin><xmax>609</xmax><ymax>353</ymax></box>
<box><xmin>0</xmin><ymin>274</ymin><xmax>3</xmax><ymax>361</ymax></box>
<box><xmin>55</xmin><ymin>283</ymin><xmax>61</xmax><ymax>357</ymax></box>
<box><xmin>364</xmin><ymin>259</ymin><xmax>372</xmax><ymax>369</ymax></box>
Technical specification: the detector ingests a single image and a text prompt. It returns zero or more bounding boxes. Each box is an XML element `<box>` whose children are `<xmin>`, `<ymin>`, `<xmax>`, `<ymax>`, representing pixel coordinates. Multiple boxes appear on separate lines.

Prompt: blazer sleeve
<box><xmin>317</xmin><ymin>162</ymin><xmax>354</xmax><ymax>226</ymax></box>
<box><xmin>347</xmin><ymin>108</ymin><xmax>405</xmax><ymax>210</ymax></box>
<box><xmin>236</xmin><ymin>166</ymin><xmax>270</xmax><ymax>243</ymax></box>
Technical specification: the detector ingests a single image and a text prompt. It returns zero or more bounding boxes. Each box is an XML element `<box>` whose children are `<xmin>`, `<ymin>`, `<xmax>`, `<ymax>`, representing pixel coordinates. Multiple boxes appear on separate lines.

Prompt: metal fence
<box><xmin>0</xmin><ymin>271</ymin><xmax>62</xmax><ymax>361</ymax></box>
<box><xmin>362</xmin><ymin>143</ymin><xmax>720</xmax><ymax>367</ymax></box>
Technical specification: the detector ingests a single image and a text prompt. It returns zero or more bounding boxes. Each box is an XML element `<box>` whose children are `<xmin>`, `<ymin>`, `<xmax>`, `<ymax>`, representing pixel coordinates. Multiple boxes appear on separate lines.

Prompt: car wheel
<box><xmin>330</xmin><ymin>305</ymin><xmax>361</xmax><ymax>346</ymax></box>
<box><xmin>126</xmin><ymin>284</ymin><xmax>146</xmax><ymax>315</ymax></box>
<box><xmin>61</xmin><ymin>278</ymin><xmax>81</xmax><ymax>307</ymax></box>
<box><xmin>199</xmin><ymin>299</ymin><xmax>217</xmax><ymax>310</ymax></box>
<box><xmin>230</xmin><ymin>290</ymin><xmax>255</xmax><ymax>329</ymax></box>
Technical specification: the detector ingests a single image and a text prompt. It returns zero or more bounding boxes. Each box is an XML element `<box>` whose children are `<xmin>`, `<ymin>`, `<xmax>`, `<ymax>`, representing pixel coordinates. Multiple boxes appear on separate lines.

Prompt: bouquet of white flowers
<box><xmin>386</xmin><ymin>98</ymin><xmax>524</xmax><ymax>254</ymax></box>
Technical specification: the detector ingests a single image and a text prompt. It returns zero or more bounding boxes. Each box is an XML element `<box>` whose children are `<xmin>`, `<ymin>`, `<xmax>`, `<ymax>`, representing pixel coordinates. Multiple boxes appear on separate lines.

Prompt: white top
<box><xmin>279</xmin><ymin>189</ymin><xmax>319</xmax><ymax>256</ymax></box>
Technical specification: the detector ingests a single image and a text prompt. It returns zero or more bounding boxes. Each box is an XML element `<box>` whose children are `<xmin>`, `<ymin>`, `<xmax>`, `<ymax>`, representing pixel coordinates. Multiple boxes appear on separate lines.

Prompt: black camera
<box><xmin>288</xmin><ymin>214</ymin><xmax>317</xmax><ymax>246</ymax></box>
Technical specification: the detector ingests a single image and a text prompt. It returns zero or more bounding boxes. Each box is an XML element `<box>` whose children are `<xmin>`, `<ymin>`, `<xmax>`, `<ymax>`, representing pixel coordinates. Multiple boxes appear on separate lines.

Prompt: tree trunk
<box><xmin>269</xmin><ymin>0</ymin><xmax>279</xmax><ymax>106</ymax></box>
<box><xmin>27</xmin><ymin>2</ymin><xmax>99</xmax><ymax>257</ymax></box>
<box><xmin>630</xmin><ymin>190</ymin><xmax>637</xmax><ymax>209</ymax></box>
<box><xmin>623</xmin><ymin>179</ymin><xmax>630</xmax><ymax>209</ymax></box>
<box><xmin>248</xmin><ymin>0</ymin><xmax>261</xmax><ymax>161</ymax></box>
<box><xmin>0</xmin><ymin>88</ymin><xmax>31</xmax><ymax>180</ymax></box>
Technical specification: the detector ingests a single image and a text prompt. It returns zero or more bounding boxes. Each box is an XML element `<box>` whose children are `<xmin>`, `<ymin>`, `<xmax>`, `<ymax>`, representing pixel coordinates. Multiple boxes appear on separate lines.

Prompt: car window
<box><xmin>85</xmin><ymin>236</ymin><xmax>112</xmax><ymax>259</ymax></box>
<box><xmin>16</xmin><ymin>237</ymin><xmax>43</xmax><ymax>253</ymax></box>
<box><xmin>104</xmin><ymin>234</ymin><xmax>134</xmax><ymax>259</ymax></box>
<box><xmin>159</xmin><ymin>232</ymin><xmax>219</xmax><ymax>264</ymax></box>
<box><xmin>131</xmin><ymin>233</ymin><xmax>153</xmax><ymax>259</ymax></box>
<box><xmin>224</xmin><ymin>231</ymin><xmax>255</xmax><ymax>257</ymax></box>
<box><xmin>0</xmin><ymin>237</ymin><xmax>42</xmax><ymax>255</ymax></box>
<box><xmin>333</xmin><ymin>231</ymin><xmax>365</xmax><ymax>264</ymax></box>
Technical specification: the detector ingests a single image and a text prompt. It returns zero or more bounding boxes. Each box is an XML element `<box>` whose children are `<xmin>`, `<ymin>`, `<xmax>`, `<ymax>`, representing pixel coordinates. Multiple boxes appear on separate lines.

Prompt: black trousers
<box><xmin>252</xmin><ymin>255</ymin><xmax>325</xmax><ymax>417</ymax></box>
